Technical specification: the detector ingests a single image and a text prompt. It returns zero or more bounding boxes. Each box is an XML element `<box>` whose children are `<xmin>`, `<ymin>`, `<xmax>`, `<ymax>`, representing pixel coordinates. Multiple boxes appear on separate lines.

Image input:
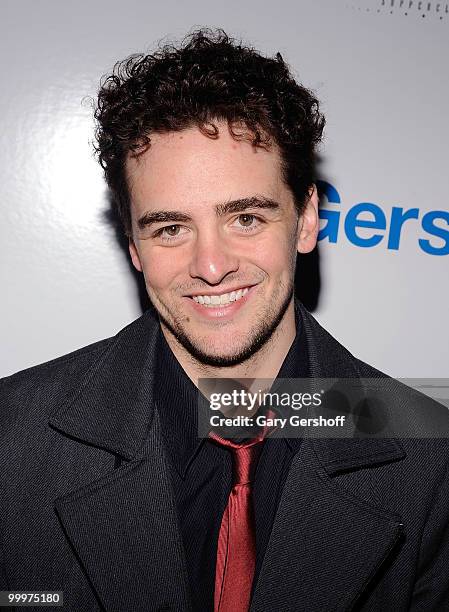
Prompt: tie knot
<box><xmin>209</xmin><ymin>434</ymin><xmax>264</xmax><ymax>485</ymax></box>
<box><xmin>232</xmin><ymin>440</ymin><xmax>264</xmax><ymax>485</ymax></box>
<box><xmin>208</xmin><ymin>408</ymin><xmax>277</xmax><ymax>485</ymax></box>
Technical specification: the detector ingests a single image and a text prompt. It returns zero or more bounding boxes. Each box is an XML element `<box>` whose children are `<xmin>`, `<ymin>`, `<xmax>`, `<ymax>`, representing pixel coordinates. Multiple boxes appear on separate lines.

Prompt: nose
<box><xmin>188</xmin><ymin>229</ymin><xmax>239</xmax><ymax>285</ymax></box>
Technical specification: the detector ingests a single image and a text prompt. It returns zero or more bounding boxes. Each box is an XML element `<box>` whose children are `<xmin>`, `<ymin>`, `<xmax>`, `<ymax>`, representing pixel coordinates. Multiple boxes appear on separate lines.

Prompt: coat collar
<box><xmin>297</xmin><ymin>300</ymin><xmax>405</xmax><ymax>474</ymax></box>
<box><xmin>48</xmin><ymin>306</ymin><xmax>161</xmax><ymax>460</ymax></box>
<box><xmin>48</xmin><ymin>300</ymin><xmax>405</xmax><ymax>471</ymax></box>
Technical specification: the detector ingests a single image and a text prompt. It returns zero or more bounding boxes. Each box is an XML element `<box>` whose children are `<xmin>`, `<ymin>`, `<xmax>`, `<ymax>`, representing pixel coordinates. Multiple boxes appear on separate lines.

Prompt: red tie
<box><xmin>209</xmin><ymin>419</ymin><xmax>273</xmax><ymax>612</ymax></box>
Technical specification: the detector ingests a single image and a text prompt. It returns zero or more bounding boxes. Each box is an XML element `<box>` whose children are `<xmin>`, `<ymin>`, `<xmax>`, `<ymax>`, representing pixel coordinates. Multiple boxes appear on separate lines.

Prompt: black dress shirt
<box><xmin>154</xmin><ymin>309</ymin><xmax>309</xmax><ymax>611</ymax></box>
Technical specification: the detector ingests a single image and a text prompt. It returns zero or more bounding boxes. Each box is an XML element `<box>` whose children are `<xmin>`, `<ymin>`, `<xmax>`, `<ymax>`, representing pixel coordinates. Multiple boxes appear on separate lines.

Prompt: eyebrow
<box><xmin>137</xmin><ymin>196</ymin><xmax>281</xmax><ymax>230</ymax></box>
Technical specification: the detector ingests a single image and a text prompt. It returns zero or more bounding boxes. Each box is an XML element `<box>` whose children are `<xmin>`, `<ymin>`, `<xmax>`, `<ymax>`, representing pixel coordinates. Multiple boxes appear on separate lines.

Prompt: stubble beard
<box><xmin>153</xmin><ymin>279</ymin><xmax>295</xmax><ymax>368</ymax></box>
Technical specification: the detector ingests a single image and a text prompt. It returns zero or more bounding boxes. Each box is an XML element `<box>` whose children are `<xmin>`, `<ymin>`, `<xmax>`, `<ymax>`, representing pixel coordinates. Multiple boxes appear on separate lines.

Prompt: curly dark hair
<box><xmin>94</xmin><ymin>28</ymin><xmax>325</xmax><ymax>236</ymax></box>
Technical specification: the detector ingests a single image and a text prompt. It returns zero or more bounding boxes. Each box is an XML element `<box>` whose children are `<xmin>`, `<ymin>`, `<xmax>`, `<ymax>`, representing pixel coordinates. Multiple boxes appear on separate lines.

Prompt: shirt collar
<box><xmin>273</xmin><ymin>308</ymin><xmax>308</xmax><ymax>453</ymax></box>
<box><xmin>154</xmin><ymin>305</ymin><xmax>307</xmax><ymax>478</ymax></box>
<box><xmin>154</xmin><ymin>330</ymin><xmax>204</xmax><ymax>478</ymax></box>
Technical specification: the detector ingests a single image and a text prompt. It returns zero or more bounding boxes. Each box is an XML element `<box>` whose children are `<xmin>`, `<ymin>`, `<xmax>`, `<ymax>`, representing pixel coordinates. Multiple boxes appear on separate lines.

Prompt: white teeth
<box><xmin>191</xmin><ymin>287</ymin><xmax>252</xmax><ymax>307</ymax></box>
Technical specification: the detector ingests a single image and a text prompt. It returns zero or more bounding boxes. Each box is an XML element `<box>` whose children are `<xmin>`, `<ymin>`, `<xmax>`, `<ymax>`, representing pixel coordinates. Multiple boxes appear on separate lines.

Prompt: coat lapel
<box><xmin>250</xmin><ymin>439</ymin><xmax>404</xmax><ymax>612</ymax></box>
<box><xmin>49</xmin><ymin>307</ymin><xmax>191</xmax><ymax>611</ymax></box>
<box><xmin>250</xmin><ymin>302</ymin><xmax>406</xmax><ymax>611</ymax></box>
<box><xmin>53</xmin><ymin>411</ymin><xmax>191</xmax><ymax>612</ymax></box>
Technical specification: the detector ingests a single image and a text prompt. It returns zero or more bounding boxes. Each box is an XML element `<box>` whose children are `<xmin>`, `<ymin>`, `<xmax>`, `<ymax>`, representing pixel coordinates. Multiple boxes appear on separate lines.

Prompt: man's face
<box><xmin>127</xmin><ymin>122</ymin><xmax>318</xmax><ymax>366</ymax></box>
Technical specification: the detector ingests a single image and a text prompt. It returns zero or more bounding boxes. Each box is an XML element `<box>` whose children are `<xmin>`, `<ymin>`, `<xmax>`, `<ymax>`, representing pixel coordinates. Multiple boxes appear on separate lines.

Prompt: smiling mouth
<box><xmin>189</xmin><ymin>286</ymin><xmax>252</xmax><ymax>307</ymax></box>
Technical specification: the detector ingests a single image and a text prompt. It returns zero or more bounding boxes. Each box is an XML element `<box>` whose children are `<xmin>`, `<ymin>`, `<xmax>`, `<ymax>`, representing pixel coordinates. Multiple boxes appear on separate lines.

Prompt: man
<box><xmin>1</xmin><ymin>28</ymin><xmax>448</xmax><ymax>612</ymax></box>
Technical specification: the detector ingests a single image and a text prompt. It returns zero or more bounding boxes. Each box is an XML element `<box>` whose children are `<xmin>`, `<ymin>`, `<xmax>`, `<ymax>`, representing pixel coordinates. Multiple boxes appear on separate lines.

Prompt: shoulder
<box><xmin>0</xmin><ymin>338</ymin><xmax>113</xmax><ymax>431</ymax></box>
<box><xmin>354</xmin><ymin>353</ymin><xmax>449</xmax><ymax>481</ymax></box>
<box><xmin>0</xmin><ymin>308</ymin><xmax>160</xmax><ymax>434</ymax></box>
<box><xmin>1</xmin><ymin>307</ymin><xmax>160</xmax><ymax>395</ymax></box>
<box><xmin>1</xmin><ymin>337</ymin><xmax>111</xmax><ymax>386</ymax></box>
<box><xmin>297</xmin><ymin>303</ymin><xmax>449</xmax><ymax>466</ymax></box>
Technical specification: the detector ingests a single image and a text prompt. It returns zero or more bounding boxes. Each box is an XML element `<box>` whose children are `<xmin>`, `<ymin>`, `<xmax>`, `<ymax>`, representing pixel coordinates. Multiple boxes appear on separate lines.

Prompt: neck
<box><xmin>161</xmin><ymin>299</ymin><xmax>297</xmax><ymax>389</ymax></box>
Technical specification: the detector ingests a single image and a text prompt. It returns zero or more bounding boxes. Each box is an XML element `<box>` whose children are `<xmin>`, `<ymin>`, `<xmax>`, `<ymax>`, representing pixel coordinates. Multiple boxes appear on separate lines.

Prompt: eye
<box><xmin>153</xmin><ymin>224</ymin><xmax>189</xmax><ymax>243</ymax></box>
<box><xmin>231</xmin><ymin>213</ymin><xmax>265</xmax><ymax>233</ymax></box>
<box><xmin>238</xmin><ymin>214</ymin><xmax>256</xmax><ymax>227</ymax></box>
<box><xmin>164</xmin><ymin>225</ymin><xmax>181</xmax><ymax>236</ymax></box>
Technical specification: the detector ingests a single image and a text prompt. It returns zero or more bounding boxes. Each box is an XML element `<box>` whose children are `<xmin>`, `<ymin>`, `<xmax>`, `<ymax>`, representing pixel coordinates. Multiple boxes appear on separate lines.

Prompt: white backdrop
<box><xmin>1</xmin><ymin>0</ymin><xmax>448</xmax><ymax>378</ymax></box>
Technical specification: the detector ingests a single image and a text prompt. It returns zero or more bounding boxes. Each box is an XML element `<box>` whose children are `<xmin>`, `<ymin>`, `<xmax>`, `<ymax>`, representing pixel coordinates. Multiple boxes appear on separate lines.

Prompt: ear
<box><xmin>128</xmin><ymin>237</ymin><xmax>143</xmax><ymax>272</ymax></box>
<box><xmin>297</xmin><ymin>184</ymin><xmax>319</xmax><ymax>254</ymax></box>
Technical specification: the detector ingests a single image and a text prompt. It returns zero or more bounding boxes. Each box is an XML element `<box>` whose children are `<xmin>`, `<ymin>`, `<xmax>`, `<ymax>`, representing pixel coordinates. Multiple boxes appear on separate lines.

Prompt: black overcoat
<box><xmin>1</xmin><ymin>302</ymin><xmax>448</xmax><ymax>611</ymax></box>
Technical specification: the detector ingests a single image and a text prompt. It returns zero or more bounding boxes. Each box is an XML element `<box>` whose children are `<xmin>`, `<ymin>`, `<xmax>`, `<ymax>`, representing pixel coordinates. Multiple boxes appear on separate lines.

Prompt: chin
<box><xmin>155</xmin><ymin>284</ymin><xmax>294</xmax><ymax>367</ymax></box>
<box><xmin>178</xmin><ymin>342</ymin><xmax>262</xmax><ymax>368</ymax></box>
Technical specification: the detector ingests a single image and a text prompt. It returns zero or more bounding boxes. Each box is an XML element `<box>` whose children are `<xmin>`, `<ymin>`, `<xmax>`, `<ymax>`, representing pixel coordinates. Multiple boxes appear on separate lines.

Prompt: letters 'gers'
<box><xmin>317</xmin><ymin>180</ymin><xmax>449</xmax><ymax>256</ymax></box>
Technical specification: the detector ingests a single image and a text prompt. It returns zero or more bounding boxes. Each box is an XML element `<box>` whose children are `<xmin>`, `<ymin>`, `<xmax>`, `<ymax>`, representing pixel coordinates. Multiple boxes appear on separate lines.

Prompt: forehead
<box><xmin>126</xmin><ymin>123</ymin><xmax>286</xmax><ymax>211</ymax></box>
